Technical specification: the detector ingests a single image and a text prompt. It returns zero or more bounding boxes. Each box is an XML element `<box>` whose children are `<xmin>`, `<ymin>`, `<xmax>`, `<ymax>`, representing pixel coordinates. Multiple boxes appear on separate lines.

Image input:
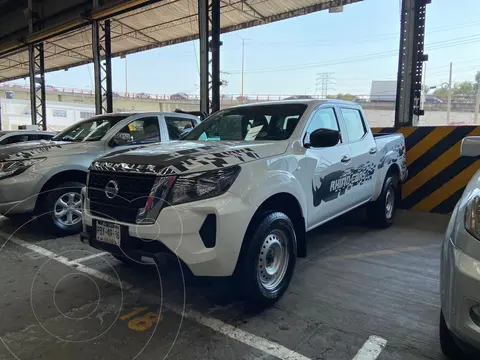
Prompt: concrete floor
<box><xmin>0</xmin><ymin>210</ymin><xmax>449</xmax><ymax>360</ymax></box>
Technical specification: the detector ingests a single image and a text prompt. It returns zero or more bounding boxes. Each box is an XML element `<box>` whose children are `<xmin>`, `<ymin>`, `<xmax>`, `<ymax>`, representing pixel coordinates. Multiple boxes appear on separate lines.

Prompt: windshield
<box><xmin>52</xmin><ymin>115</ymin><xmax>129</xmax><ymax>142</ymax></box>
<box><xmin>183</xmin><ymin>104</ymin><xmax>308</xmax><ymax>141</ymax></box>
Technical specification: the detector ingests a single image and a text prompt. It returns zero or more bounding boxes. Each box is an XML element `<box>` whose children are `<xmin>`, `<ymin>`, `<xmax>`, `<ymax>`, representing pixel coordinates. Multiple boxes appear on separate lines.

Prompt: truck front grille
<box><xmin>87</xmin><ymin>171</ymin><xmax>157</xmax><ymax>223</ymax></box>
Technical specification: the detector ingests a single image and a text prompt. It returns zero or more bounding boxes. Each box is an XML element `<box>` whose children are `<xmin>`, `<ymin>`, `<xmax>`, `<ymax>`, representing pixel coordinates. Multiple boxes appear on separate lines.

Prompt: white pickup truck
<box><xmin>80</xmin><ymin>100</ymin><xmax>407</xmax><ymax>307</ymax></box>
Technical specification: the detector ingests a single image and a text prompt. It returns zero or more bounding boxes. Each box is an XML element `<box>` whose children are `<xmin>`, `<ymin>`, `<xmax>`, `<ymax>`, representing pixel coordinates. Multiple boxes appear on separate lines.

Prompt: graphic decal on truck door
<box><xmin>312</xmin><ymin>162</ymin><xmax>376</xmax><ymax>206</ymax></box>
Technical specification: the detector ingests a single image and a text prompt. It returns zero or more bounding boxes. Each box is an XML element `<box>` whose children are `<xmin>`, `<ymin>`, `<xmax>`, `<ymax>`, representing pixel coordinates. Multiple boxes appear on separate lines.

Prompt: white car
<box><xmin>81</xmin><ymin>100</ymin><xmax>407</xmax><ymax>306</ymax></box>
<box><xmin>440</xmin><ymin>136</ymin><xmax>480</xmax><ymax>359</ymax></box>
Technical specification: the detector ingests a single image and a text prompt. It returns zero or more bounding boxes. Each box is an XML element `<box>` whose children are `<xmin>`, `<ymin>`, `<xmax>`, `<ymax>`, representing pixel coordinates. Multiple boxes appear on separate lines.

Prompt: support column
<box><xmin>210</xmin><ymin>0</ymin><xmax>221</xmax><ymax>113</ymax></box>
<box><xmin>198</xmin><ymin>0</ymin><xmax>209</xmax><ymax>114</ymax></box>
<box><xmin>28</xmin><ymin>0</ymin><xmax>46</xmax><ymax>130</ymax></box>
<box><xmin>92</xmin><ymin>17</ymin><xmax>113</xmax><ymax>114</ymax></box>
<box><xmin>395</xmin><ymin>0</ymin><xmax>430</xmax><ymax>127</ymax></box>
<box><xmin>198</xmin><ymin>0</ymin><xmax>222</xmax><ymax>115</ymax></box>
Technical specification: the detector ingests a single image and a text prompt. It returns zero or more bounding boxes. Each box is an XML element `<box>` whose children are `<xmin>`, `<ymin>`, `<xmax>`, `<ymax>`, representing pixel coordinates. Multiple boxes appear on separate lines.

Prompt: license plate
<box><xmin>96</xmin><ymin>221</ymin><xmax>121</xmax><ymax>245</ymax></box>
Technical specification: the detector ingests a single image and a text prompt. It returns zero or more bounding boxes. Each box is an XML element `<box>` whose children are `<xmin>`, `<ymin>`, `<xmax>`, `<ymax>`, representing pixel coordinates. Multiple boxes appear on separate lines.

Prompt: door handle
<box><xmin>369</xmin><ymin>147</ymin><xmax>377</xmax><ymax>154</ymax></box>
<box><xmin>341</xmin><ymin>155</ymin><xmax>351</xmax><ymax>163</ymax></box>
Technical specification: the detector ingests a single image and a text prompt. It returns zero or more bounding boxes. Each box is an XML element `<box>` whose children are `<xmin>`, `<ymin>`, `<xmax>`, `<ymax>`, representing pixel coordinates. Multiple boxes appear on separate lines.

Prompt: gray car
<box><xmin>441</xmin><ymin>136</ymin><xmax>480</xmax><ymax>359</ymax></box>
<box><xmin>0</xmin><ymin>130</ymin><xmax>56</xmax><ymax>145</ymax></box>
<box><xmin>0</xmin><ymin>112</ymin><xmax>200</xmax><ymax>235</ymax></box>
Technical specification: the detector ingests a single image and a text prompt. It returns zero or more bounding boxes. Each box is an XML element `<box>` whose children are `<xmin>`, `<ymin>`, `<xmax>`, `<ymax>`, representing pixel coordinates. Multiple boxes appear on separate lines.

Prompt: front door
<box><xmin>304</xmin><ymin>106</ymin><xmax>353</xmax><ymax>228</ymax></box>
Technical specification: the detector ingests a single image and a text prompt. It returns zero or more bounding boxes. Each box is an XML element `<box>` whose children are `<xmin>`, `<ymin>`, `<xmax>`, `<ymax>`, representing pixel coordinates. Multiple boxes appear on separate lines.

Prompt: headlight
<box><xmin>465</xmin><ymin>193</ymin><xmax>480</xmax><ymax>239</ymax></box>
<box><xmin>166</xmin><ymin>166</ymin><xmax>241</xmax><ymax>206</ymax></box>
<box><xmin>0</xmin><ymin>158</ymin><xmax>46</xmax><ymax>180</ymax></box>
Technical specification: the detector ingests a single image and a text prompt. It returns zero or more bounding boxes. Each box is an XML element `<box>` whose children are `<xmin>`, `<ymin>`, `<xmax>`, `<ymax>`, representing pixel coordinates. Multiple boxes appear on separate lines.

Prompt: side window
<box><xmin>118</xmin><ymin>117</ymin><xmax>160</xmax><ymax>144</ymax></box>
<box><xmin>165</xmin><ymin>117</ymin><xmax>196</xmax><ymax>140</ymax></box>
<box><xmin>341</xmin><ymin>108</ymin><xmax>367</xmax><ymax>142</ymax></box>
<box><xmin>4</xmin><ymin>135</ymin><xmax>29</xmax><ymax>144</ymax></box>
<box><xmin>305</xmin><ymin>107</ymin><xmax>341</xmax><ymax>143</ymax></box>
<box><xmin>28</xmin><ymin>135</ymin><xmax>38</xmax><ymax>141</ymax></box>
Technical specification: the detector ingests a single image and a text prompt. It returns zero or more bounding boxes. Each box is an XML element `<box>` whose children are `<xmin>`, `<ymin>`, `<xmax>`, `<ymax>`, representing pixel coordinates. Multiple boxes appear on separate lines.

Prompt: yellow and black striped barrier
<box><xmin>372</xmin><ymin>126</ymin><xmax>480</xmax><ymax>214</ymax></box>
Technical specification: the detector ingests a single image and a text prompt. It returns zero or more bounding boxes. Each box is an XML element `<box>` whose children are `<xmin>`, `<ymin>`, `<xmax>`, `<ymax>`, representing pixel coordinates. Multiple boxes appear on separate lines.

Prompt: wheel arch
<box><xmin>35</xmin><ymin>170</ymin><xmax>88</xmax><ymax>212</ymax></box>
<box><xmin>234</xmin><ymin>192</ymin><xmax>307</xmax><ymax>276</ymax></box>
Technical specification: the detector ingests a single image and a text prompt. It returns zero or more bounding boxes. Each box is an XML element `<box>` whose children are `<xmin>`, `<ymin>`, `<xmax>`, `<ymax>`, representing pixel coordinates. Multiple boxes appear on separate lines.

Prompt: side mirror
<box><xmin>111</xmin><ymin>132</ymin><xmax>132</xmax><ymax>146</ymax></box>
<box><xmin>461</xmin><ymin>136</ymin><xmax>480</xmax><ymax>157</ymax></box>
<box><xmin>306</xmin><ymin>128</ymin><xmax>340</xmax><ymax>148</ymax></box>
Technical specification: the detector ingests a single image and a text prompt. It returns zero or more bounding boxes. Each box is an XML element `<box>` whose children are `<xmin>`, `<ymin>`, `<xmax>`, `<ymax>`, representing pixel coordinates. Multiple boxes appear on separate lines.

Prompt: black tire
<box><xmin>440</xmin><ymin>311</ymin><xmax>464</xmax><ymax>359</ymax></box>
<box><xmin>236</xmin><ymin>212</ymin><xmax>297</xmax><ymax>309</ymax></box>
<box><xmin>38</xmin><ymin>181</ymin><xmax>84</xmax><ymax>236</ymax></box>
<box><xmin>367</xmin><ymin>173</ymin><xmax>398</xmax><ymax>228</ymax></box>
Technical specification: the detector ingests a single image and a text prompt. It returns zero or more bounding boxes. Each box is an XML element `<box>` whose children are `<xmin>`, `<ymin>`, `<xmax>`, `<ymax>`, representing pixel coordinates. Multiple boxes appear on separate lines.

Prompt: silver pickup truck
<box><xmin>0</xmin><ymin>111</ymin><xmax>200</xmax><ymax>235</ymax></box>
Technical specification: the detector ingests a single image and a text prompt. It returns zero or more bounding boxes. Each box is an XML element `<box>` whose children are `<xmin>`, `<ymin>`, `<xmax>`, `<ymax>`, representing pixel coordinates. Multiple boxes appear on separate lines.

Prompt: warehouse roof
<box><xmin>0</xmin><ymin>0</ymin><xmax>361</xmax><ymax>82</ymax></box>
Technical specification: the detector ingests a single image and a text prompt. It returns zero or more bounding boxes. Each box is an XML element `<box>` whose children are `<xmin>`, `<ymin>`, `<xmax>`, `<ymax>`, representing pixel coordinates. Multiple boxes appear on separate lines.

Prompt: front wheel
<box><xmin>38</xmin><ymin>181</ymin><xmax>84</xmax><ymax>236</ymax></box>
<box><xmin>367</xmin><ymin>173</ymin><xmax>398</xmax><ymax>228</ymax></box>
<box><xmin>236</xmin><ymin>212</ymin><xmax>297</xmax><ymax>308</ymax></box>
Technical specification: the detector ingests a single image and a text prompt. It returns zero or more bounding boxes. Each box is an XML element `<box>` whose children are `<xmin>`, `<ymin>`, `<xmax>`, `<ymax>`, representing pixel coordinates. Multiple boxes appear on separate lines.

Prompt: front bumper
<box><xmin>442</xmin><ymin>232</ymin><xmax>480</xmax><ymax>352</ymax></box>
<box><xmin>0</xmin><ymin>172</ymin><xmax>43</xmax><ymax>215</ymax></box>
<box><xmin>82</xmin><ymin>190</ymin><xmax>256</xmax><ymax>277</ymax></box>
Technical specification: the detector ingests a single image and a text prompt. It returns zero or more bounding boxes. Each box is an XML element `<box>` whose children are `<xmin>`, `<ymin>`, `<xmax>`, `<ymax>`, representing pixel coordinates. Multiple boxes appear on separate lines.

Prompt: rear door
<box><xmin>339</xmin><ymin>107</ymin><xmax>377</xmax><ymax>205</ymax></box>
<box><xmin>304</xmin><ymin>106</ymin><xmax>353</xmax><ymax>228</ymax></box>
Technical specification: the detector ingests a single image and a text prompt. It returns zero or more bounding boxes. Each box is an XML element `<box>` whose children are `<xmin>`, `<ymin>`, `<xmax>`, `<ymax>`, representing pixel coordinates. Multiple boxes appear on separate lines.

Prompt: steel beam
<box><xmin>198</xmin><ymin>0</ymin><xmax>222</xmax><ymax>114</ymax></box>
<box><xmin>198</xmin><ymin>0</ymin><xmax>209</xmax><ymax>114</ymax></box>
<box><xmin>395</xmin><ymin>0</ymin><xmax>430</xmax><ymax>127</ymax></box>
<box><xmin>28</xmin><ymin>0</ymin><xmax>47</xmax><ymax>130</ymax></box>
<box><xmin>210</xmin><ymin>0</ymin><xmax>221</xmax><ymax>113</ymax></box>
<box><xmin>92</xmin><ymin>18</ymin><xmax>113</xmax><ymax>114</ymax></box>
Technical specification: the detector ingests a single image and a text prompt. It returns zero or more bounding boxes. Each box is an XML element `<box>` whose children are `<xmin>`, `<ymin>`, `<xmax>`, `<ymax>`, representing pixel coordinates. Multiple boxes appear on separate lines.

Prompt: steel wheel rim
<box><xmin>54</xmin><ymin>192</ymin><xmax>82</xmax><ymax>227</ymax></box>
<box><xmin>257</xmin><ymin>229</ymin><xmax>289</xmax><ymax>291</ymax></box>
<box><xmin>385</xmin><ymin>188</ymin><xmax>395</xmax><ymax>219</ymax></box>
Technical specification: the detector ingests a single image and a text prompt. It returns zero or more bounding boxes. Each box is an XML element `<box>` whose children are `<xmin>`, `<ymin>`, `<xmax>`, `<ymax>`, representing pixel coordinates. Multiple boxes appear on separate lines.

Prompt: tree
<box><xmin>475</xmin><ymin>71</ymin><xmax>480</xmax><ymax>90</ymax></box>
<box><xmin>334</xmin><ymin>93</ymin><xmax>355</xmax><ymax>101</ymax></box>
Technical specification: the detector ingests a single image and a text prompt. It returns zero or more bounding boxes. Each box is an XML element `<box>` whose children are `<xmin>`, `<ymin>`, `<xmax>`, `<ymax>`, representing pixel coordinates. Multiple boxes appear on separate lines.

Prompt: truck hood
<box><xmin>92</xmin><ymin>140</ymin><xmax>288</xmax><ymax>174</ymax></box>
<box><xmin>0</xmin><ymin>140</ymin><xmax>100</xmax><ymax>161</ymax></box>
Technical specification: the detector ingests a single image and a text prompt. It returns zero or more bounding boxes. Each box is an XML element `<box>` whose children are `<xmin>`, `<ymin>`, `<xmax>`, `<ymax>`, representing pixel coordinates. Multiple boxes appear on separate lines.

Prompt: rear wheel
<box><xmin>38</xmin><ymin>181</ymin><xmax>84</xmax><ymax>236</ymax></box>
<box><xmin>236</xmin><ymin>212</ymin><xmax>297</xmax><ymax>308</ymax></box>
<box><xmin>440</xmin><ymin>311</ymin><xmax>464</xmax><ymax>359</ymax></box>
<box><xmin>367</xmin><ymin>173</ymin><xmax>398</xmax><ymax>228</ymax></box>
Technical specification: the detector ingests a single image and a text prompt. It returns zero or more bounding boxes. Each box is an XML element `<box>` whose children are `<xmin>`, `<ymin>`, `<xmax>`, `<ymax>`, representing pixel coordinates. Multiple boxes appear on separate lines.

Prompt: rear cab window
<box><xmin>340</xmin><ymin>108</ymin><xmax>367</xmax><ymax>142</ymax></box>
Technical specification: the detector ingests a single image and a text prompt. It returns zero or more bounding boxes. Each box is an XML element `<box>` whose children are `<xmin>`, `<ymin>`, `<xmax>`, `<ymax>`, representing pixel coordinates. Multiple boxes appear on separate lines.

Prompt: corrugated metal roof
<box><xmin>0</xmin><ymin>0</ymin><xmax>361</xmax><ymax>82</ymax></box>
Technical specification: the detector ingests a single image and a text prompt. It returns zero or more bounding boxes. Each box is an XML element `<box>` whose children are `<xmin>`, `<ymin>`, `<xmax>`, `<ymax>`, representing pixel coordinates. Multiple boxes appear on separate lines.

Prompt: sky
<box><xmin>11</xmin><ymin>0</ymin><xmax>480</xmax><ymax>97</ymax></box>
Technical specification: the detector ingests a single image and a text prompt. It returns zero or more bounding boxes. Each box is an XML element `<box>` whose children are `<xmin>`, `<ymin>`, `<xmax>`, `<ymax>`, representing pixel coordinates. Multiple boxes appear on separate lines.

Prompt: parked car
<box><xmin>284</xmin><ymin>95</ymin><xmax>314</xmax><ymax>100</ymax></box>
<box><xmin>0</xmin><ymin>130</ymin><xmax>56</xmax><ymax>145</ymax></box>
<box><xmin>80</xmin><ymin>100</ymin><xmax>407</xmax><ymax>307</ymax></box>
<box><xmin>440</xmin><ymin>136</ymin><xmax>480</xmax><ymax>359</ymax></box>
<box><xmin>170</xmin><ymin>93</ymin><xmax>188</xmax><ymax>100</ymax></box>
<box><xmin>0</xmin><ymin>112</ymin><xmax>200</xmax><ymax>235</ymax></box>
<box><xmin>136</xmin><ymin>92</ymin><xmax>151</xmax><ymax>99</ymax></box>
<box><xmin>425</xmin><ymin>96</ymin><xmax>443</xmax><ymax>104</ymax></box>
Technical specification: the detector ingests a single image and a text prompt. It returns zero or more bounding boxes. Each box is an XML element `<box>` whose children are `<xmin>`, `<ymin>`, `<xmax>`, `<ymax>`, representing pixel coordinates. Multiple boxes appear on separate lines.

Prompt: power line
<box><xmin>221</xmin><ymin>20</ymin><xmax>480</xmax><ymax>50</ymax></box>
<box><xmin>224</xmin><ymin>34</ymin><xmax>480</xmax><ymax>75</ymax></box>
